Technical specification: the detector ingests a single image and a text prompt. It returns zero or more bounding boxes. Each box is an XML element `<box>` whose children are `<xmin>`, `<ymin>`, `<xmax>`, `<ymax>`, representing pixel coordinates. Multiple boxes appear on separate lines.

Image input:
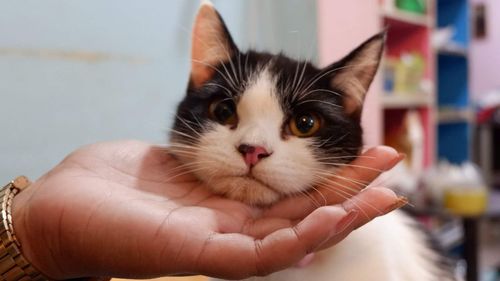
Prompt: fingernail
<box><xmin>312</xmin><ymin>210</ymin><xmax>359</xmax><ymax>252</ymax></box>
<box><xmin>383</xmin><ymin>196</ymin><xmax>408</xmax><ymax>213</ymax></box>
<box><xmin>333</xmin><ymin>210</ymin><xmax>359</xmax><ymax>236</ymax></box>
<box><xmin>295</xmin><ymin>253</ymin><xmax>315</xmax><ymax>268</ymax></box>
<box><xmin>387</xmin><ymin>153</ymin><xmax>406</xmax><ymax>169</ymax></box>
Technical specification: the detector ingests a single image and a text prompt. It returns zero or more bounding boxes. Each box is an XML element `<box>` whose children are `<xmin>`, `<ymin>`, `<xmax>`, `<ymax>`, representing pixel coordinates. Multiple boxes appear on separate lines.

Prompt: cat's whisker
<box><xmin>176</xmin><ymin>24</ymin><xmax>238</xmax><ymax>90</ymax></box>
<box><xmin>167</xmin><ymin>143</ymin><xmax>217</xmax><ymax>156</ymax></box>
<box><xmin>313</xmin><ymin>182</ymin><xmax>371</xmax><ymax>219</ymax></box>
<box><xmin>190</xmin><ymin>59</ymin><xmax>238</xmax><ymax>90</ymax></box>
<box><xmin>315</xmin><ymin>155</ymin><xmax>376</xmax><ymax>161</ymax></box>
<box><xmin>299</xmin><ymin>88</ymin><xmax>343</xmax><ymax>102</ymax></box>
<box><xmin>290</xmin><ymin>58</ymin><xmax>302</xmax><ymax>100</ymax></box>
<box><xmin>296</xmin><ymin>99</ymin><xmax>343</xmax><ymax>108</ymax></box>
<box><xmin>166</xmin><ymin>148</ymin><xmax>229</xmax><ymax>162</ymax></box>
<box><xmin>164</xmin><ymin>149</ymin><xmax>201</xmax><ymax>158</ymax></box>
<box><xmin>319</xmin><ymin>162</ymin><xmax>385</xmax><ymax>173</ymax></box>
<box><xmin>189</xmin><ymin>112</ymin><xmax>206</xmax><ymax>130</ymax></box>
<box><xmin>148</xmin><ymin>160</ymin><xmax>214</xmax><ymax>184</ymax></box>
<box><xmin>290</xmin><ymin>59</ymin><xmax>306</xmax><ymax>100</ymax></box>
<box><xmin>174</xmin><ymin>116</ymin><xmax>204</xmax><ymax>139</ymax></box>
<box><xmin>204</xmin><ymin>21</ymin><xmax>241</xmax><ymax>91</ymax></box>
<box><xmin>334</xmin><ymin>188</ymin><xmax>384</xmax><ymax>218</ymax></box>
<box><xmin>169</xmin><ymin>129</ymin><xmax>201</xmax><ymax>142</ymax></box>
<box><xmin>314</xmin><ymin>173</ymin><xmax>383</xmax><ymax>208</ymax></box>
<box><xmin>167</xmin><ymin>150</ymin><xmax>238</xmax><ymax>168</ymax></box>
<box><xmin>163</xmin><ymin>160</ymin><xmax>218</xmax><ymax>177</ymax></box>
<box><xmin>199</xmin><ymin>22</ymin><xmax>238</xmax><ymax>85</ymax></box>
<box><xmin>295</xmin><ymin>61</ymin><xmax>378</xmax><ymax>103</ymax></box>
<box><xmin>296</xmin><ymin>186</ymin><xmax>325</xmax><ymax>209</ymax></box>
<box><xmin>204</xmin><ymin>82</ymin><xmax>234</xmax><ymax>98</ymax></box>
<box><xmin>303</xmin><ymin>88</ymin><xmax>342</xmax><ymax>98</ymax></box>
<box><xmin>312</xmin><ymin>170</ymin><xmax>370</xmax><ymax>188</ymax></box>
<box><xmin>166</xmin><ymin>143</ymin><xmax>201</xmax><ymax>151</ymax></box>
<box><xmin>203</xmin><ymin>167</ymin><xmax>221</xmax><ymax>187</ymax></box>
<box><xmin>218</xmin><ymin>97</ymin><xmax>235</xmax><ymax>103</ymax></box>
<box><xmin>329</xmin><ymin>174</ymin><xmax>371</xmax><ymax>186</ymax></box>
<box><xmin>244</xmin><ymin>52</ymin><xmax>251</xmax><ymax>81</ymax></box>
<box><xmin>288</xmin><ymin>31</ymin><xmax>302</xmax><ymax>97</ymax></box>
<box><xmin>167</xmin><ymin>141</ymin><xmax>202</xmax><ymax>148</ymax></box>
<box><xmin>167</xmin><ymin>142</ymin><xmax>216</xmax><ymax>154</ymax></box>
<box><xmin>312</xmin><ymin>173</ymin><xmax>366</xmax><ymax>194</ymax></box>
<box><xmin>237</xmin><ymin>52</ymin><xmax>244</xmax><ymax>88</ymax></box>
<box><xmin>314</xmin><ymin>179</ymin><xmax>382</xmax><ymax>218</ymax></box>
<box><xmin>292</xmin><ymin>30</ymin><xmax>318</xmax><ymax>101</ymax></box>
<box><xmin>325</xmin><ymin>146</ymin><xmax>363</xmax><ymax>150</ymax></box>
<box><xmin>306</xmin><ymin>164</ymin><xmax>371</xmax><ymax>185</ymax></box>
<box><xmin>291</xmin><ymin>59</ymin><xmax>310</xmax><ymax>101</ymax></box>
<box><xmin>161</xmin><ymin>165</ymin><xmax>215</xmax><ymax>183</ymax></box>
<box><xmin>312</xmin><ymin>132</ymin><xmax>351</xmax><ymax>148</ymax></box>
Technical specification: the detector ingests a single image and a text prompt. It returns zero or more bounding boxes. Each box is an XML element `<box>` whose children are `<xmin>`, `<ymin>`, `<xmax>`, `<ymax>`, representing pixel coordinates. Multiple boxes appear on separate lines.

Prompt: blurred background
<box><xmin>1</xmin><ymin>0</ymin><xmax>500</xmax><ymax>280</ymax></box>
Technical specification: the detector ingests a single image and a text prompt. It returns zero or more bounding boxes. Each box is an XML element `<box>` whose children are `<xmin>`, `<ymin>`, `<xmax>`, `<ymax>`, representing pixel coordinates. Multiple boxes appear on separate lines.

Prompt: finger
<box><xmin>242</xmin><ymin>217</ymin><xmax>294</xmax><ymax>239</ymax></box>
<box><xmin>316</xmin><ymin>187</ymin><xmax>407</xmax><ymax>251</ymax></box>
<box><xmin>253</xmin><ymin>187</ymin><xmax>403</xmax><ymax>240</ymax></box>
<box><xmin>195</xmin><ymin>206</ymin><xmax>355</xmax><ymax>279</ymax></box>
<box><xmin>265</xmin><ymin>146</ymin><xmax>403</xmax><ymax>220</ymax></box>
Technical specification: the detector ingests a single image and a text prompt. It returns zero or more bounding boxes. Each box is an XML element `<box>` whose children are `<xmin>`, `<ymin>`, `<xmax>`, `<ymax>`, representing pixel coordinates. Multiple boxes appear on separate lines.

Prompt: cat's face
<box><xmin>170</xmin><ymin>2</ymin><xmax>384</xmax><ymax>205</ymax></box>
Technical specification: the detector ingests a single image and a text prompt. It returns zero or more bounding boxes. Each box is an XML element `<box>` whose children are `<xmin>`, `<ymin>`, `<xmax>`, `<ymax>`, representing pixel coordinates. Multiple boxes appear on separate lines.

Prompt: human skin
<box><xmin>11</xmin><ymin>140</ymin><xmax>403</xmax><ymax>280</ymax></box>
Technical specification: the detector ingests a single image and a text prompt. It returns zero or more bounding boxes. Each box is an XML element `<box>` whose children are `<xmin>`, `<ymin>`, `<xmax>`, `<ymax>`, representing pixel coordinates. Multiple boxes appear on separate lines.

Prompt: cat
<box><xmin>169</xmin><ymin>1</ymin><xmax>456</xmax><ymax>280</ymax></box>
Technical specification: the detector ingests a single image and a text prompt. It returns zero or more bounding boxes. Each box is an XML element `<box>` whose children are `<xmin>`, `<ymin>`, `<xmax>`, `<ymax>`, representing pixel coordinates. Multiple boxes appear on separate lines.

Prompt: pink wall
<box><xmin>317</xmin><ymin>0</ymin><xmax>382</xmax><ymax>146</ymax></box>
<box><xmin>470</xmin><ymin>0</ymin><xmax>500</xmax><ymax>99</ymax></box>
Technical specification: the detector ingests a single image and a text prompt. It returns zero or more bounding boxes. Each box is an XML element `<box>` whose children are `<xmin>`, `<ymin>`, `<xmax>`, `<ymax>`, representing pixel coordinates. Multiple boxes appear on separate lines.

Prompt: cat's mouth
<box><xmin>241</xmin><ymin>174</ymin><xmax>281</xmax><ymax>194</ymax></box>
<box><xmin>213</xmin><ymin>174</ymin><xmax>282</xmax><ymax>205</ymax></box>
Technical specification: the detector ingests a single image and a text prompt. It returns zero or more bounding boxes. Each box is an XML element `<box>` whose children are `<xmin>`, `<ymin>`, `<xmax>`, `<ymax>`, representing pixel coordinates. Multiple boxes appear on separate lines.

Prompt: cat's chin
<box><xmin>206</xmin><ymin>176</ymin><xmax>282</xmax><ymax>206</ymax></box>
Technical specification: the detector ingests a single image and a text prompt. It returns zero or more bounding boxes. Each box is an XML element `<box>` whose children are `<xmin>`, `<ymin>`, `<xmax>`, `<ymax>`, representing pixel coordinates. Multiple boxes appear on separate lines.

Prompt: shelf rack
<box><xmin>380</xmin><ymin>0</ymin><xmax>435</xmax><ymax>168</ymax></box>
<box><xmin>436</xmin><ymin>0</ymin><xmax>472</xmax><ymax>164</ymax></box>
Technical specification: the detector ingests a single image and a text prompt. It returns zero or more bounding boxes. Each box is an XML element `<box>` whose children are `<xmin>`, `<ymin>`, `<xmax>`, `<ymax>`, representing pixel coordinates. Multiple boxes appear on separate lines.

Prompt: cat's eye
<box><xmin>209</xmin><ymin>99</ymin><xmax>238</xmax><ymax>126</ymax></box>
<box><xmin>289</xmin><ymin>113</ymin><xmax>321</xmax><ymax>137</ymax></box>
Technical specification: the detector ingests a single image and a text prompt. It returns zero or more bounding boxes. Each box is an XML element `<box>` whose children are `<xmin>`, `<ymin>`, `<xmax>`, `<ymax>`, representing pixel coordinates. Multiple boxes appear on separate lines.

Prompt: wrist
<box><xmin>11</xmin><ymin>179</ymin><xmax>61</xmax><ymax>279</ymax></box>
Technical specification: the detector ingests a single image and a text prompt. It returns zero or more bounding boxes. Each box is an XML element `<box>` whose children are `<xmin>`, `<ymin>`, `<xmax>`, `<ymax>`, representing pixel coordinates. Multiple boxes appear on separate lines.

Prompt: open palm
<box><xmin>12</xmin><ymin>140</ymin><xmax>402</xmax><ymax>280</ymax></box>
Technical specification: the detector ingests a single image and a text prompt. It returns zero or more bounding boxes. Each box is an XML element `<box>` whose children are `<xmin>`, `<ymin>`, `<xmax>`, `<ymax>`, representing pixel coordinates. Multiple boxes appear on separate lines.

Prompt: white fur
<box><xmin>187</xmin><ymin>69</ymin><xmax>321</xmax><ymax>205</ymax></box>
<box><xmin>213</xmin><ymin>211</ymin><xmax>453</xmax><ymax>281</ymax></box>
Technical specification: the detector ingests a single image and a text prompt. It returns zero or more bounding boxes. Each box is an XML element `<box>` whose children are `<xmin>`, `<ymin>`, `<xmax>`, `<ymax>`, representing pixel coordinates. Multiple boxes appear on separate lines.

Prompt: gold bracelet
<box><xmin>0</xmin><ymin>176</ymin><xmax>48</xmax><ymax>281</ymax></box>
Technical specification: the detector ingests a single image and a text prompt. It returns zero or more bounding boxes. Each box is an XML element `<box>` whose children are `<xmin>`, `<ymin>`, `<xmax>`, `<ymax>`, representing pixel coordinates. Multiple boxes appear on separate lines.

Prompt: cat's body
<box><xmin>218</xmin><ymin>211</ymin><xmax>446</xmax><ymax>281</ymax></box>
<box><xmin>223</xmin><ymin>212</ymin><xmax>453</xmax><ymax>281</ymax></box>
<box><xmin>169</xmin><ymin>2</ymin><xmax>456</xmax><ymax>280</ymax></box>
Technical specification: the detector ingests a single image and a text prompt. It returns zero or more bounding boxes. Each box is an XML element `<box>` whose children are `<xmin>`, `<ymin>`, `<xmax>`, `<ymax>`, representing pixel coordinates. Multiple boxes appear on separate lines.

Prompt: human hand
<box><xmin>12</xmin><ymin>140</ymin><xmax>403</xmax><ymax>280</ymax></box>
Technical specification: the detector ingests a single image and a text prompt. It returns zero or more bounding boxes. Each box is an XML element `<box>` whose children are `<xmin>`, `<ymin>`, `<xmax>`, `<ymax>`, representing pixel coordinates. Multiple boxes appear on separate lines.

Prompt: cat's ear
<box><xmin>326</xmin><ymin>32</ymin><xmax>385</xmax><ymax>117</ymax></box>
<box><xmin>190</xmin><ymin>0</ymin><xmax>238</xmax><ymax>88</ymax></box>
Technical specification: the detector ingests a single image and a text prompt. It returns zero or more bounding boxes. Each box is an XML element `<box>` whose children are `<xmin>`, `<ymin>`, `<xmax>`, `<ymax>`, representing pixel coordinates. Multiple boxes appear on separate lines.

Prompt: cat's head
<box><xmin>170</xmin><ymin>1</ymin><xmax>384</xmax><ymax>205</ymax></box>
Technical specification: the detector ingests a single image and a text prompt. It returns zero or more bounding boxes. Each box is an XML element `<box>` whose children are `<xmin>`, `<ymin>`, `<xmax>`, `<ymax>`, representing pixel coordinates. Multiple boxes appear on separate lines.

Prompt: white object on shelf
<box><xmin>437</xmin><ymin>44</ymin><xmax>468</xmax><ymax>57</ymax></box>
<box><xmin>432</xmin><ymin>26</ymin><xmax>455</xmax><ymax>48</ymax></box>
<box><xmin>382</xmin><ymin>92</ymin><xmax>433</xmax><ymax>108</ymax></box>
<box><xmin>377</xmin><ymin>110</ymin><xmax>424</xmax><ymax>195</ymax></box>
<box><xmin>433</xmin><ymin>27</ymin><xmax>468</xmax><ymax>57</ymax></box>
<box><xmin>407</xmin><ymin>110</ymin><xmax>424</xmax><ymax>176</ymax></box>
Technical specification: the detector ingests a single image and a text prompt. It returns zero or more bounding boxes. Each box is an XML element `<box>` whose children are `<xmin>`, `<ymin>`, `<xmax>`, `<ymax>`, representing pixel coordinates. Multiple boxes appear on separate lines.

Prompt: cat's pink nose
<box><xmin>237</xmin><ymin>144</ymin><xmax>271</xmax><ymax>167</ymax></box>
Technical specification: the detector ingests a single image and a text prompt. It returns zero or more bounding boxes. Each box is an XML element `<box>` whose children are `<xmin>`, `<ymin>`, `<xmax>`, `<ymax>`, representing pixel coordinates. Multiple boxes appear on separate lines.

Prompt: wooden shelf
<box><xmin>438</xmin><ymin>107</ymin><xmax>474</xmax><ymax>123</ymax></box>
<box><xmin>436</xmin><ymin>45</ymin><xmax>468</xmax><ymax>57</ymax></box>
<box><xmin>382</xmin><ymin>92</ymin><xmax>434</xmax><ymax>109</ymax></box>
<box><xmin>381</xmin><ymin>8</ymin><xmax>433</xmax><ymax>27</ymax></box>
